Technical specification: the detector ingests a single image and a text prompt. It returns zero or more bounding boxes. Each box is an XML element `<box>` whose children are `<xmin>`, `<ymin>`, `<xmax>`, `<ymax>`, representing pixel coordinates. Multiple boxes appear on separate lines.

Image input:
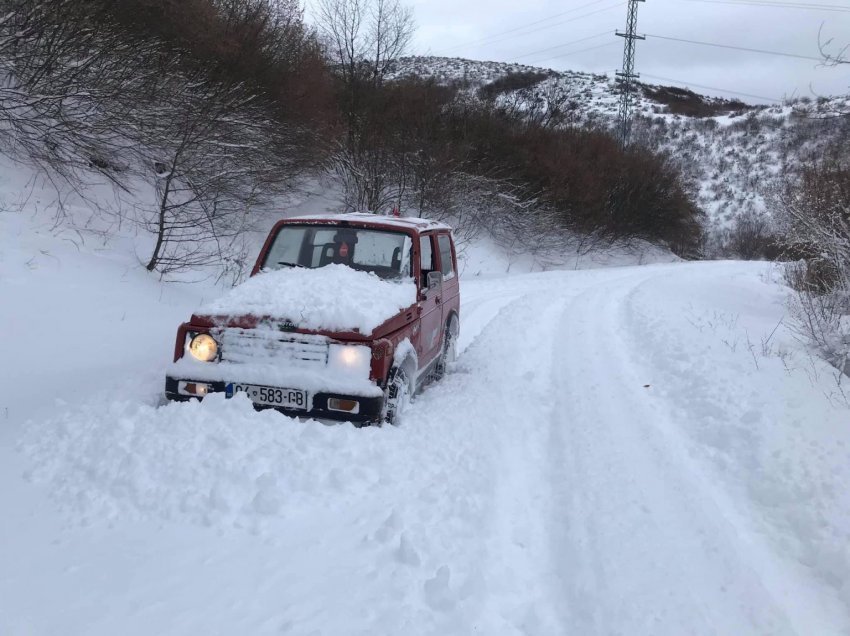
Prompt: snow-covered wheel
<box><xmin>383</xmin><ymin>365</ymin><xmax>412</xmax><ymax>426</ymax></box>
<box><xmin>433</xmin><ymin>317</ymin><xmax>459</xmax><ymax>381</ymax></box>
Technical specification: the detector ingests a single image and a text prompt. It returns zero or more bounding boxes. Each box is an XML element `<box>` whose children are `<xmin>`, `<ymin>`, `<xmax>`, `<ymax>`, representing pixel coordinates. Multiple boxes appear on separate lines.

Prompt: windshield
<box><xmin>262</xmin><ymin>225</ymin><xmax>413</xmax><ymax>280</ymax></box>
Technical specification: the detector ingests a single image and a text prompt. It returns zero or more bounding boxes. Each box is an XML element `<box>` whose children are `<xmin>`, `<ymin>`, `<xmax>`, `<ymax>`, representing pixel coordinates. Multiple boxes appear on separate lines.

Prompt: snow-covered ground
<box><xmin>2</xmin><ymin>196</ymin><xmax>850</xmax><ymax>634</ymax></box>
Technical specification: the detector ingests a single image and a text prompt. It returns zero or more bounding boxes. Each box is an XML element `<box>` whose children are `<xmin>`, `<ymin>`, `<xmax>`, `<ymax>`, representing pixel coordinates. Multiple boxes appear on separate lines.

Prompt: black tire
<box><xmin>383</xmin><ymin>365</ymin><xmax>412</xmax><ymax>426</ymax></box>
<box><xmin>433</xmin><ymin>317</ymin><xmax>459</xmax><ymax>381</ymax></box>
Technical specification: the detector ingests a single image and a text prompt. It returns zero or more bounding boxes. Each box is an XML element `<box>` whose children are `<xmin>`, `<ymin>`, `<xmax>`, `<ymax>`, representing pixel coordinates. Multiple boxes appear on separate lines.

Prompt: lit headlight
<box><xmin>328</xmin><ymin>344</ymin><xmax>371</xmax><ymax>376</ymax></box>
<box><xmin>188</xmin><ymin>333</ymin><xmax>218</xmax><ymax>362</ymax></box>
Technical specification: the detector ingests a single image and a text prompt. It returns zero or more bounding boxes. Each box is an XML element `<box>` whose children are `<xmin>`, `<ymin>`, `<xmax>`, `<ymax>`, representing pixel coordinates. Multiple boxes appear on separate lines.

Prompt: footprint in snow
<box><xmin>424</xmin><ymin>566</ymin><xmax>455</xmax><ymax>611</ymax></box>
<box><xmin>396</xmin><ymin>532</ymin><xmax>421</xmax><ymax>567</ymax></box>
<box><xmin>372</xmin><ymin>509</ymin><xmax>401</xmax><ymax>543</ymax></box>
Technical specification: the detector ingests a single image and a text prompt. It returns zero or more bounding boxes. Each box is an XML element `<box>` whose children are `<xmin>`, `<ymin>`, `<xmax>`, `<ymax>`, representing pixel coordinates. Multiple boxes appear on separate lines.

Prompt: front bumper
<box><xmin>164</xmin><ymin>376</ymin><xmax>385</xmax><ymax>425</ymax></box>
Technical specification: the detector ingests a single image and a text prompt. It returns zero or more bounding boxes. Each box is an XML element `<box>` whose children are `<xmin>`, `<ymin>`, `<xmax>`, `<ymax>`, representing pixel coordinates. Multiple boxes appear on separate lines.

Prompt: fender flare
<box><xmin>390</xmin><ymin>338</ymin><xmax>418</xmax><ymax>387</ymax></box>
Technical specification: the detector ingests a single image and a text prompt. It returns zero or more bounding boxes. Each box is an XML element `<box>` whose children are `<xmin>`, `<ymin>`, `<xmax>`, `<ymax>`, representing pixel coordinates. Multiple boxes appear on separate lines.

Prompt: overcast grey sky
<box><xmin>403</xmin><ymin>0</ymin><xmax>850</xmax><ymax>103</ymax></box>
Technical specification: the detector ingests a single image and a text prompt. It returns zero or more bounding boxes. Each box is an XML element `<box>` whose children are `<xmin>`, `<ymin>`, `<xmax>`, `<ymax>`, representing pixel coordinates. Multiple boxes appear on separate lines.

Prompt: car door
<box><xmin>417</xmin><ymin>232</ymin><xmax>443</xmax><ymax>367</ymax></box>
<box><xmin>436</xmin><ymin>232</ymin><xmax>459</xmax><ymax>322</ymax></box>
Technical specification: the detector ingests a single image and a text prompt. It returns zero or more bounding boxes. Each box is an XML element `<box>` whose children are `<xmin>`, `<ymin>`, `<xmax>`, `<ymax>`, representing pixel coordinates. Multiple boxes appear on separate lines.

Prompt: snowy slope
<box><xmin>391</xmin><ymin>56</ymin><xmax>850</xmax><ymax>233</ymax></box>
<box><xmin>2</xmin><ymin>198</ymin><xmax>850</xmax><ymax>635</ymax></box>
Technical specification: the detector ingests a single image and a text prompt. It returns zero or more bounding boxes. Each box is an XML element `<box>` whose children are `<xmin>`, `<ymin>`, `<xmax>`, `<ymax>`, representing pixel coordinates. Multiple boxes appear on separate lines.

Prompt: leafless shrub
<box><xmin>430</xmin><ymin>173</ymin><xmax>571</xmax><ymax>270</ymax></box>
<box><xmin>0</xmin><ymin>0</ymin><xmax>314</xmax><ymax>279</ymax></box>
<box><xmin>330</xmin><ymin>139</ymin><xmax>400</xmax><ymax>212</ymax></box>
<box><xmin>776</xmin><ymin>158</ymin><xmax>850</xmax><ymax>375</ymax></box>
<box><xmin>785</xmin><ymin>262</ymin><xmax>850</xmax><ymax>375</ymax></box>
<box><xmin>133</xmin><ymin>76</ymin><xmax>297</xmax><ymax>275</ymax></box>
<box><xmin>478</xmin><ymin>71</ymin><xmax>549</xmax><ymax>101</ymax></box>
<box><xmin>639</xmin><ymin>83</ymin><xmax>751</xmax><ymax>118</ymax></box>
<box><xmin>708</xmin><ymin>212</ymin><xmax>780</xmax><ymax>260</ymax></box>
<box><xmin>0</xmin><ymin>1</ymin><xmax>147</xmax><ymax>179</ymax></box>
<box><xmin>494</xmin><ymin>81</ymin><xmax>576</xmax><ymax>130</ymax></box>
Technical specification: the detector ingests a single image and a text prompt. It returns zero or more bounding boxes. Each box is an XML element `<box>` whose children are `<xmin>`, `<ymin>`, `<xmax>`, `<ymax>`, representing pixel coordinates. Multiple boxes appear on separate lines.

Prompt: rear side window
<box><xmin>438</xmin><ymin>234</ymin><xmax>454</xmax><ymax>279</ymax></box>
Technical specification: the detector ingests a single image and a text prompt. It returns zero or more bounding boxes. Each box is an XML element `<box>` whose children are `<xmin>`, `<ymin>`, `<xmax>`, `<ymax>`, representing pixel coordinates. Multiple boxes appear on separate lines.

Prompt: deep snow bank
<box><xmin>199</xmin><ymin>264</ymin><xmax>416</xmax><ymax>333</ymax></box>
<box><xmin>626</xmin><ymin>262</ymin><xmax>850</xmax><ymax>610</ymax></box>
<box><xmin>20</xmin><ymin>395</ymin><xmax>392</xmax><ymax>529</ymax></box>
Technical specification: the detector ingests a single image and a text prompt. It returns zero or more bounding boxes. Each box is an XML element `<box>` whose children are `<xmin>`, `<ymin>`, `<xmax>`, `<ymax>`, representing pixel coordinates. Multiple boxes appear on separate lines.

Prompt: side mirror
<box><xmin>427</xmin><ymin>270</ymin><xmax>443</xmax><ymax>290</ymax></box>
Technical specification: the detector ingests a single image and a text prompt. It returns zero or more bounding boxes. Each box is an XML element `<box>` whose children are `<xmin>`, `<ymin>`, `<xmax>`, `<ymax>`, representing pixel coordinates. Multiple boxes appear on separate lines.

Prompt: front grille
<box><xmin>216</xmin><ymin>328</ymin><xmax>329</xmax><ymax>367</ymax></box>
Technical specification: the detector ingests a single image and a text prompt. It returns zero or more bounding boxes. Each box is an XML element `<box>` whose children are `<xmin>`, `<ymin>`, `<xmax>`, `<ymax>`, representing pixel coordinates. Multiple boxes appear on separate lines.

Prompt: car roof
<box><xmin>284</xmin><ymin>212</ymin><xmax>452</xmax><ymax>233</ymax></box>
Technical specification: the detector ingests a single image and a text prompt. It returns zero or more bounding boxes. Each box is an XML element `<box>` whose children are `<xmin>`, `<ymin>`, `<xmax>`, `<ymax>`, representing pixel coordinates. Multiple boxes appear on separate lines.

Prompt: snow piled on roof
<box><xmin>199</xmin><ymin>264</ymin><xmax>416</xmax><ymax>334</ymax></box>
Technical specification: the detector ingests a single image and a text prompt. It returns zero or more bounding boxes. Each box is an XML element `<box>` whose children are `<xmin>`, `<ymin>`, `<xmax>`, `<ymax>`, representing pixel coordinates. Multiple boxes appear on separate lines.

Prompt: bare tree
<box><xmin>130</xmin><ymin>76</ymin><xmax>297</xmax><ymax>276</ymax></box>
<box><xmin>316</xmin><ymin>0</ymin><xmax>414</xmax><ymax>211</ymax></box>
<box><xmin>366</xmin><ymin>0</ymin><xmax>414</xmax><ymax>84</ymax></box>
<box><xmin>316</xmin><ymin>0</ymin><xmax>414</xmax><ymax>89</ymax></box>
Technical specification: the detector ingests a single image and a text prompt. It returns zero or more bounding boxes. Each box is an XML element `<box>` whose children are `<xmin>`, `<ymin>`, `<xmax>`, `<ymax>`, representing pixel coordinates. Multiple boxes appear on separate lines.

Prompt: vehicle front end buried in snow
<box><xmin>164</xmin><ymin>376</ymin><xmax>383</xmax><ymax>424</ymax></box>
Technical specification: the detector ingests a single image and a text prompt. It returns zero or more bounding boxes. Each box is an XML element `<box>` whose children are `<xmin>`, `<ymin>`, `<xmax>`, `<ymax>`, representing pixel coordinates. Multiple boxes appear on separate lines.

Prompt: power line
<box><xmin>439</xmin><ymin>0</ymin><xmax>611</xmax><ymax>52</ymax></box>
<box><xmin>645</xmin><ymin>33</ymin><xmax>825</xmax><ymax>61</ymax></box>
<box><xmin>681</xmin><ymin>0</ymin><xmax>850</xmax><ymax>10</ymax></box>
<box><xmin>510</xmin><ymin>31</ymin><xmax>612</xmax><ymax>61</ymax></box>
<box><xmin>439</xmin><ymin>2</ymin><xmax>624</xmax><ymax>54</ymax></box>
<box><xmin>640</xmin><ymin>72</ymin><xmax>784</xmax><ymax>102</ymax></box>
<box><xmin>527</xmin><ymin>42</ymin><xmax>620</xmax><ymax>65</ymax></box>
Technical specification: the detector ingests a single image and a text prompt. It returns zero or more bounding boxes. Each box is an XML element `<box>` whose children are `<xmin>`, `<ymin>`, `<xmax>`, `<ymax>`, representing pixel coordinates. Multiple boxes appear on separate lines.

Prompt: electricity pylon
<box><xmin>616</xmin><ymin>0</ymin><xmax>645</xmax><ymax>147</ymax></box>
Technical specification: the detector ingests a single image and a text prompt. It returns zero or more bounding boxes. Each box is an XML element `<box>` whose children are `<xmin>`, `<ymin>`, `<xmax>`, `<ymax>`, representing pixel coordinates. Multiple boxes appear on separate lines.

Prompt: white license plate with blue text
<box><xmin>227</xmin><ymin>383</ymin><xmax>308</xmax><ymax>409</ymax></box>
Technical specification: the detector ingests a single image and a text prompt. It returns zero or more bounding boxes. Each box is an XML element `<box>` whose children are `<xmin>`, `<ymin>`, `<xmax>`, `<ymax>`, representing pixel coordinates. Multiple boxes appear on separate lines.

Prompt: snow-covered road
<box><xmin>2</xmin><ymin>261</ymin><xmax>850</xmax><ymax>635</ymax></box>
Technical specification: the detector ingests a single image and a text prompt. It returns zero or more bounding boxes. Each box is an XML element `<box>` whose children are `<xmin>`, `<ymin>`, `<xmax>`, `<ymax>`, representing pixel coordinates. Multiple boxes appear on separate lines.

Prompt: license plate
<box><xmin>226</xmin><ymin>383</ymin><xmax>308</xmax><ymax>409</ymax></box>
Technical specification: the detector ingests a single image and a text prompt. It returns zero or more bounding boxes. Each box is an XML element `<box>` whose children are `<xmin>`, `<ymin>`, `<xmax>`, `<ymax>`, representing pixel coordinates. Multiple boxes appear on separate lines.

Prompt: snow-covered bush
<box><xmin>0</xmin><ymin>0</ymin><xmax>320</xmax><ymax>278</ymax></box>
<box><xmin>0</xmin><ymin>0</ymin><xmax>146</xmax><ymax>176</ymax></box>
<box><xmin>705</xmin><ymin>211</ymin><xmax>780</xmax><ymax>261</ymax></box>
<box><xmin>779</xmin><ymin>158</ymin><xmax>850</xmax><ymax>374</ymax></box>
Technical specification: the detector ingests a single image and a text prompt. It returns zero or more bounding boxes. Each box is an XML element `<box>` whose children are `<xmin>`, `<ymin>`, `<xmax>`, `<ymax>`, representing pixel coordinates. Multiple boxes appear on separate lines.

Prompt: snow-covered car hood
<box><xmin>196</xmin><ymin>264</ymin><xmax>417</xmax><ymax>336</ymax></box>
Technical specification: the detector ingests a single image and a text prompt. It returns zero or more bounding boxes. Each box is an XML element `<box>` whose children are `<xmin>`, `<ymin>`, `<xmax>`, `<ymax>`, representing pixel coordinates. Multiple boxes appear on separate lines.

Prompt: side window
<box><xmin>420</xmin><ymin>235</ymin><xmax>434</xmax><ymax>281</ymax></box>
<box><xmin>437</xmin><ymin>234</ymin><xmax>455</xmax><ymax>279</ymax></box>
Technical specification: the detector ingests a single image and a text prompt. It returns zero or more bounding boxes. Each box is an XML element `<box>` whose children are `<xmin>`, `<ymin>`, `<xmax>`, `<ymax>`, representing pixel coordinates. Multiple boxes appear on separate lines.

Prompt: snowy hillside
<box><xmin>391</xmin><ymin>56</ymin><xmax>850</xmax><ymax>234</ymax></box>
<box><xmin>3</xmin><ymin>154</ymin><xmax>850</xmax><ymax>634</ymax></box>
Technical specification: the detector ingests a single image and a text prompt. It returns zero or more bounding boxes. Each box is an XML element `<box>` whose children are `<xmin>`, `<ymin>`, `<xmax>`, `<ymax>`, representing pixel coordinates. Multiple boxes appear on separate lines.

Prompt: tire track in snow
<box><xmin>543</xmin><ymin>270</ymin><xmax>833</xmax><ymax>635</ymax></box>
<box><xmin>617</xmin><ymin>266</ymin><xmax>850</xmax><ymax>634</ymax></box>
<box><xmin>469</xmin><ymin>291</ymin><xmax>574</xmax><ymax>634</ymax></box>
<box><xmin>457</xmin><ymin>281</ymin><xmax>546</xmax><ymax>354</ymax></box>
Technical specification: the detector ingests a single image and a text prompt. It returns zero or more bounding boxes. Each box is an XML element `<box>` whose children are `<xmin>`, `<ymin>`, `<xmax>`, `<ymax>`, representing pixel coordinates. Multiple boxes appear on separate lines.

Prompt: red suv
<box><xmin>165</xmin><ymin>213</ymin><xmax>460</xmax><ymax>425</ymax></box>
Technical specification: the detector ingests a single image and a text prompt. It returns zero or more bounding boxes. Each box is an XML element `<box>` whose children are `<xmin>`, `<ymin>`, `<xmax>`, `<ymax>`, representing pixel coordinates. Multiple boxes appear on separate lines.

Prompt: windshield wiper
<box><xmin>277</xmin><ymin>261</ymin><xmax>305</xmax><ymax>268</ymax></box>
